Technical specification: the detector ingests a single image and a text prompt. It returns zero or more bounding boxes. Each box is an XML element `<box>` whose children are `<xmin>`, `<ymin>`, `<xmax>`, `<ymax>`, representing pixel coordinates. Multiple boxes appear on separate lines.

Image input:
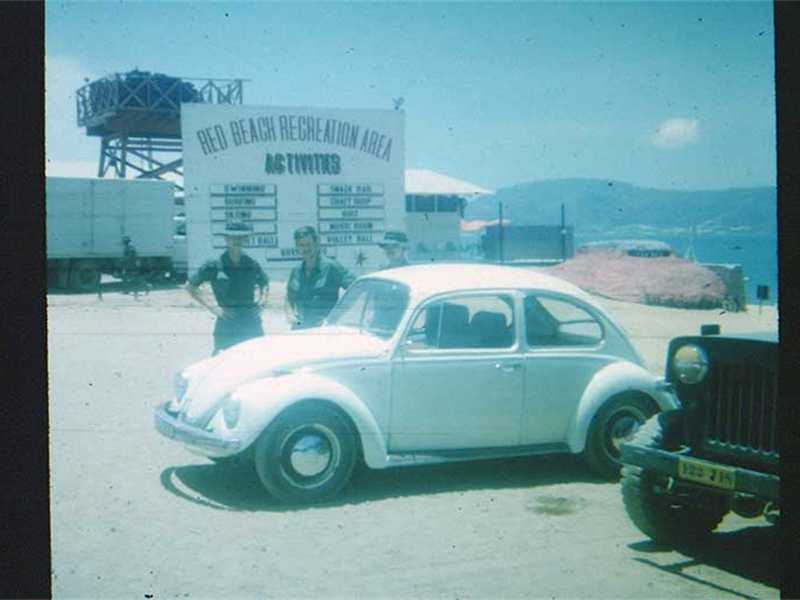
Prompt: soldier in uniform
<box><xmin>286</xmin><ymin>226</ymin><xmax>356</xmax><ymax>330</ymax></box>
<box><xmin>187</xmin><ymin>221</ymin><xmax>270</xmax><ymax>355</ymax></box>
<box><xmin>121</xmin><ymin>236</ymin><xmax>140</xmax><ymax>298</ymax></box>
<box><xmin>378</xmin><ymin>230</ymin><xmax>409</xmax><ymax>268</ymax></box>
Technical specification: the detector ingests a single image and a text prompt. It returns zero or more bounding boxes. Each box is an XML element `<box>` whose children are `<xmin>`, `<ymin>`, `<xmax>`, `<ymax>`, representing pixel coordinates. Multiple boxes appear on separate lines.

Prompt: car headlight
<box><xmin>673</xmin><ymin>344</ymin><xmax>709</xmax><ymax>384</ymax></box>
<box><xmin>173</xmin><ymin>371</ymin><xmax>189</xmax><ymax>401</ymax></box>
<box><xmin>222</xmin><ymin>394</ymin><xmax>241</xmax><ymax>429</ymax></box>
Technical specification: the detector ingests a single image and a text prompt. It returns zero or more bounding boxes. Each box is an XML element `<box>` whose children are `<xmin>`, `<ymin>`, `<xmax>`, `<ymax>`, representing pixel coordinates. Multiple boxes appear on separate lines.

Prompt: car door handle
<box><xmin>496</xmin><ymin>362</ymin><xmax>521</xmax><ymax>372</ymax></box>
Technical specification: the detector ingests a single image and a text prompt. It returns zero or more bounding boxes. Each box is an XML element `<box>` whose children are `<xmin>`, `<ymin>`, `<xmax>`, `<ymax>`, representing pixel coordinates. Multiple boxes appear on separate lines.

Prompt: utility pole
<box><xmin>498</xmin><ymin>201</ymin><xmax>504</xmax><ymax>264</ymax></box>
<box><xmin>561</xmin><ymin>203</ymin><xmax>567</xmax><ymax>262</ymax></box>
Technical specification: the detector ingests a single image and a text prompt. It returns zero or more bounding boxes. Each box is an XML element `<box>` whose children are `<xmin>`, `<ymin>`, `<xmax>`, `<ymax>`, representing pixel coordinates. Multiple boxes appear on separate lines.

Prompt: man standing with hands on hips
<box><xmin>286</xmin><ymin>226</ymin><xmax>356</xmax><ymax>329</ymax></box>
<box><xmin>187</xmin><ymin>221</ymin><xmax>269</xmax><ymax>355</ymax></box>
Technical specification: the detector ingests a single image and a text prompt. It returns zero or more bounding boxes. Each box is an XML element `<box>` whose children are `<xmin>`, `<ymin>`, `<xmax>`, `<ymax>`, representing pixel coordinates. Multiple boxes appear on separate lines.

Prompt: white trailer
<box><xmin>46</xmin><ymin>177</ymin><xmax>175</xmax><ymax>291</ymax></box>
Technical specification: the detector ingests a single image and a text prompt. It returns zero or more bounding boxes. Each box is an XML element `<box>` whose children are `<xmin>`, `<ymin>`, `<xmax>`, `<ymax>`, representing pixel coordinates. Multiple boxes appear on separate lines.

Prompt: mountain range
<box><xmin>464</xmin><ymin>178</ymin><xmax>777</xmax><ymax>237</ymax></box>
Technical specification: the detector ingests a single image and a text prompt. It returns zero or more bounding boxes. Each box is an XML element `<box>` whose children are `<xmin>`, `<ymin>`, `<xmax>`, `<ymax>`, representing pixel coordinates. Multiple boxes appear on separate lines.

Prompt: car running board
<box><xmin>384</xmin><ymin>442</ymin><xmax>570</xmax><ymax>468</ymax></box>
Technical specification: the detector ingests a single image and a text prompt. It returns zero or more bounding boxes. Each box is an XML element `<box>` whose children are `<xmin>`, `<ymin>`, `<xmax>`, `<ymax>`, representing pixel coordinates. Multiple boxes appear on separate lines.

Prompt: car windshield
<box><xmin>326</xmin><ymin>278</ymin><xmax>410</xmax><ymax>339</ymax></box>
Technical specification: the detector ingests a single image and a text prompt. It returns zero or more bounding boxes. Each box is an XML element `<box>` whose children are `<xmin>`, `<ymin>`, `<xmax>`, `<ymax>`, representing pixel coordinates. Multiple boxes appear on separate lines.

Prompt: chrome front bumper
<box><xmin>153</xmin><ymin>403</ymin><xmax>242</xmax><ymax>453</ymax></box>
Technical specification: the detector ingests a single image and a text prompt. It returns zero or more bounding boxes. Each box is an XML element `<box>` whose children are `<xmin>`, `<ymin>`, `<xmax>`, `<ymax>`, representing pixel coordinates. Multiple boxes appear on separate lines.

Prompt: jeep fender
<box><xmin>565</xmin><ymin>360</ymin><xmax>680</xmax><ymax>454</ymax></box>
<box><xmin>229</xmin><ymin>372</ymin><xmax>388</xmax><ymax>469</ymax></box>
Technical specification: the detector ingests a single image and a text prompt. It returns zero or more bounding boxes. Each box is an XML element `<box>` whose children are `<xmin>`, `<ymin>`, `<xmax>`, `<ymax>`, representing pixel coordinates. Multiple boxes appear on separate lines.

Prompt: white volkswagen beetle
<box><xmin>155</xmin><ymin>264</ymin><xmax>679</xmax><ymax>503</ymax></box>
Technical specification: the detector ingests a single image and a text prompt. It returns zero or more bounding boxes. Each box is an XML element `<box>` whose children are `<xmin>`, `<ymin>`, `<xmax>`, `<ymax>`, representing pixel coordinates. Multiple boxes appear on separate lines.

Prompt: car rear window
<box><xmin>524</xmin><ymin>295</ymin><xmax>603</xmax><ymax>346</ymax></box>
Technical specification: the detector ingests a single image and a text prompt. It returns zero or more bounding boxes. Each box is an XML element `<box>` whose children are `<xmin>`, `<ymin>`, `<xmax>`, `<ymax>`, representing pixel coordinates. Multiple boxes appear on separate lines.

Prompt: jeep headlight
<box><xmin>673</xmin><ymin>344</ymin><xmax>709</xmax><ymax>384</ymax></box>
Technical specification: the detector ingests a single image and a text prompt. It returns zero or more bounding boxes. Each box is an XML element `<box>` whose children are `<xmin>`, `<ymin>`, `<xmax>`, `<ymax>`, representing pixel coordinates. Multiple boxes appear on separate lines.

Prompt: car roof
<box><xmin>369</xmin><ymin>262</ymin><xmax>596</xmax><ymax>302</ymax></box>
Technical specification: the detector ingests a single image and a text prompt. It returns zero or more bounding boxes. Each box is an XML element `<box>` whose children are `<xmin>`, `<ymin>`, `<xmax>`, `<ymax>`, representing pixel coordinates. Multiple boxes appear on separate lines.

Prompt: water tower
<box><xmin>76</xmin><ymin>70</ymin><xmax>246</xmax><ymax>190</ymax></box>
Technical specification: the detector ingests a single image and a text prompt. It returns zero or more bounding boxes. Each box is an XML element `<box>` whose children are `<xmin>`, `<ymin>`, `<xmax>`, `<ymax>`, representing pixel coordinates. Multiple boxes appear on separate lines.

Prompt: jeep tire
<box><xmin>621</xmin><ymin>412</ymin><xmax>729</xmax><ymax>544</ymax></box>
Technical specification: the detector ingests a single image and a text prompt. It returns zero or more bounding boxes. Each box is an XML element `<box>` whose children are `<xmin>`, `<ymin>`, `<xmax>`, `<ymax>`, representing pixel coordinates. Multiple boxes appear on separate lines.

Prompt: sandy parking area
<box><xmin>47</xmin><ymin>279</ymin><xmax>779</xmax><ymax>599</ymax></box>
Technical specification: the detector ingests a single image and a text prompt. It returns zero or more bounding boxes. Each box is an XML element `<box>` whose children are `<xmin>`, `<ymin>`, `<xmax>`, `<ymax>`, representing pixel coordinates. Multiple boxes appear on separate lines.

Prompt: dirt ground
<box><xmin>47</xmin><ymin>277</ymin><xmax>780</xmax><ymax>599</ymax></box>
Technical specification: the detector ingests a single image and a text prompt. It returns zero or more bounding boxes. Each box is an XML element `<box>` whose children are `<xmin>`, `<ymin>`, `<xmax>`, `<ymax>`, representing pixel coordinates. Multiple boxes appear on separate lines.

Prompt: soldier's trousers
<box><xmin>212</xmin><ymin>309</ymin><xmax>264</xmax><ymax>355</ymax></box>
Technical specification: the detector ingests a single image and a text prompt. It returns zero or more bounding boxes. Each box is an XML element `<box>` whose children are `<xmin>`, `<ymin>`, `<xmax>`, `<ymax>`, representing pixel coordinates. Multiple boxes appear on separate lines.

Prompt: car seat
<box><xmin>470</xmin><ymin>310</ymin><xmax>512</xmax><ymax>348</ymax></box>
<box><xmin>426</xmin><ymin>302</ymin><xmax>472</xmax><ymax>348</ymax></box>
<box><xmin>525</xmin><ymin>298</ymin><xmax>558</xmax><ymax>345</ymax></box>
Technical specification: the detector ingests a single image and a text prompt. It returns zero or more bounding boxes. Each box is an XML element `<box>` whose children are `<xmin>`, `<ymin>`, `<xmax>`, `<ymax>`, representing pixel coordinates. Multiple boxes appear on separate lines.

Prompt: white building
<box><xmin>404</xmin><ymin>168</ymin><xmax>493</xmax><ymax>261</ymax></box>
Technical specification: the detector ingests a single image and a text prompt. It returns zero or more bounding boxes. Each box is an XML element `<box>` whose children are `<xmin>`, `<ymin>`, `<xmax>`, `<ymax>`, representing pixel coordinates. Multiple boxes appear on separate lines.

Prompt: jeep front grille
<box><xmin>702</xmin><ymin>362</ymin><xmax>778</xmax><ymax>462</ymax></box>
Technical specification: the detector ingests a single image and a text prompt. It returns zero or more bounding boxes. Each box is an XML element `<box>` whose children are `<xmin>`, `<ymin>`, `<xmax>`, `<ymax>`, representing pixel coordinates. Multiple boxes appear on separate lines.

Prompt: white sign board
<box><xmin>181</xmin><ymin>104</ymin><xmax>405</xmax><ymax>276</ymax></box>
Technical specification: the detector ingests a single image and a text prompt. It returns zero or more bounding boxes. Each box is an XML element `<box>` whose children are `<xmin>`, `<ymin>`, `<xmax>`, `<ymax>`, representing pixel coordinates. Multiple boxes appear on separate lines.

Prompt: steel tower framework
<box><xmin>76</xmin><ymin>71</ymin><xmax>246</xmax><ymax>190</ymax></box>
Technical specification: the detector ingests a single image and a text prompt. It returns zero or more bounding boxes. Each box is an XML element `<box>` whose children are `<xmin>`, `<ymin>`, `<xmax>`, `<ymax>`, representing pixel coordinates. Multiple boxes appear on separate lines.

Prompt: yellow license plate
<box><xmin>677</xmin><ymin>457</ymin><xmax>736</xmax><ymax>490</ymax></box>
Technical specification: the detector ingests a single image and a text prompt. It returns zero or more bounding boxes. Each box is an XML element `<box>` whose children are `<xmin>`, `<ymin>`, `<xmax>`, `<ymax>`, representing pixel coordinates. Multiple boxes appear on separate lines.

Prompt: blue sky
<box><xmin>45</xmin><ymin>1</ymin><xmax>776</xmax><ymax>191</ymax></box>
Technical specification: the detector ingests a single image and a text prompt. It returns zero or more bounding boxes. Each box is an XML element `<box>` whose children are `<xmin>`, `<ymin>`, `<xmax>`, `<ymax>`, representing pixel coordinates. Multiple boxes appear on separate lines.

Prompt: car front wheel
<box><xmin>254</xmin><ymin>403</ymin><xmax>357</xmax><ymax>504</ymax></box>
<box><xmin>584</xmin><ymin>394</ymin><xmax>657</xmax><ymax>479</ymax></box>
<box><xmin>208</xmin><ymin>451</ymin><xmax>253</xmax><ymax>468</ymax></box>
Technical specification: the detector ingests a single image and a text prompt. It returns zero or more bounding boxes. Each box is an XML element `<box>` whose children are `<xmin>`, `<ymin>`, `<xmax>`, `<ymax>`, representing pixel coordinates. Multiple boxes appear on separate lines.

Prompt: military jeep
<box><xmin>620</xmin><ymin>328</ymin><xmax>779</xmax><ymax>543</ymax></box>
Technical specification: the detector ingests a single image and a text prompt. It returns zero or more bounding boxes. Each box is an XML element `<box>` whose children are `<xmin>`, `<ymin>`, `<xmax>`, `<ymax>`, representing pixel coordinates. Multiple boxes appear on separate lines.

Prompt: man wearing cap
<box><xmin>187</xmin><ymin>221</ymin><xmax>269</xmax><ymax>355</ymax></box>
<box><xmin>286</xmin><ymin>226</ymin><xmax>356</xmax><ymax>329</ymax></box>
<box><xmin>378</xmin><ymin>230</ymin><xmax>409</xmax><ymax>269</ymax></box>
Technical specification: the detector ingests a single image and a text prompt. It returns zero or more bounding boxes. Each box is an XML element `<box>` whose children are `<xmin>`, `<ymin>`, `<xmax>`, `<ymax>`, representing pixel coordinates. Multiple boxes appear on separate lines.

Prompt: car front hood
<box><xmin>180</xmin><ymin>327</ymin><xmax>388</xmax><ymax>424</ymax></box>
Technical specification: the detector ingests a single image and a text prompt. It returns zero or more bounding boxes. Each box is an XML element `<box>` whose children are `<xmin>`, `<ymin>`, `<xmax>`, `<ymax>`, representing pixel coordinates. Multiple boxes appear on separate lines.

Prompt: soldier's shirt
<box><xmin>287</xmin><ymin>254</ymin><xmax>356</xmax><ymax>328</ymax></box>
<box><xmin>190</xmin><ymin>251</ymin><xmax>269</xmax><ymax>313</ymax></box>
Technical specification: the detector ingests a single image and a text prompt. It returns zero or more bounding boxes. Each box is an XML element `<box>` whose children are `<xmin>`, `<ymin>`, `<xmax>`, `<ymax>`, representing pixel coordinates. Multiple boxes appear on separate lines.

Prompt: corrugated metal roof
<box><xmin>460</xmin><ymin>218</ymin><xmax>510</xmax><ymax>232</ymax></box>
<box><xmin>405</xmin><ymin>168</ymin><xmax>493</xmax><ymax>196</ymax></box>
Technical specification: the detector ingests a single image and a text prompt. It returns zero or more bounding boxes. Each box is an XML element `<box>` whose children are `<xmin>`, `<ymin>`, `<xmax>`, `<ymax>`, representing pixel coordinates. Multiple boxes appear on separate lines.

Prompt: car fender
<box><xmin>230</xmin><ymin>372</ymin><xmax>389</xmax><ymax>469</ymax></box>
<box><xmin>565</xmin><ymin>360</ymin><xmax>680</xmax><ymax>454</ymax></box>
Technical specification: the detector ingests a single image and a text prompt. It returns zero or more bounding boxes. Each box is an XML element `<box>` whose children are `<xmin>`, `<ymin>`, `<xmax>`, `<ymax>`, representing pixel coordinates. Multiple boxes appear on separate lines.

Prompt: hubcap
<box><xmin>608</xmin><ymin>413</ymin><xmax>644</xmax><ymax>454</ymax></box>
<box><xmin>288</xmin><ymin>431</ymin><xmax>333</xmax><ymax>478</ymax></box>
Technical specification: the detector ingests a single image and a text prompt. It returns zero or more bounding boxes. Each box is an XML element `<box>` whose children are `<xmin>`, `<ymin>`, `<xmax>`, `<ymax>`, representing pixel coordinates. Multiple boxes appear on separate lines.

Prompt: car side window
<box><xmin>524</xmin><ymin>295</ymin><xmax>602</xmax><ymax>346</ymax></box>
<box><xmin>405</xmin><ymin>294</ymin><xmax>515</xmax><ymax>350</ymax></box>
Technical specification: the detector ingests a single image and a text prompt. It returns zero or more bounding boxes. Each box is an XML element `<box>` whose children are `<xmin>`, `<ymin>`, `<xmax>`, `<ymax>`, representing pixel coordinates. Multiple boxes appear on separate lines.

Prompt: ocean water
<box><xmin>574</xmin><ymin>233</ymin><xmax>779</xmax><ymax>305</ymax></box>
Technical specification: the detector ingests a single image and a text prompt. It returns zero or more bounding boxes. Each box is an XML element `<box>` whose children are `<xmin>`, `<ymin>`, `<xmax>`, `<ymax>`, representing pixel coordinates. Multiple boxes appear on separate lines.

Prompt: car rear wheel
<box><xmin>584</xmin><ymin>394</ymin><xmax>657</xmax><ymax>479</ymax></box>
<box><xmin>621</xmin><ymin>413</ymin><xmax>729</xmax><ymax>544</ymax></box>
<box><xmin>254</xmin><ymin>403</ymin><xmax>357</xmax><ymax>504</ymax></box>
